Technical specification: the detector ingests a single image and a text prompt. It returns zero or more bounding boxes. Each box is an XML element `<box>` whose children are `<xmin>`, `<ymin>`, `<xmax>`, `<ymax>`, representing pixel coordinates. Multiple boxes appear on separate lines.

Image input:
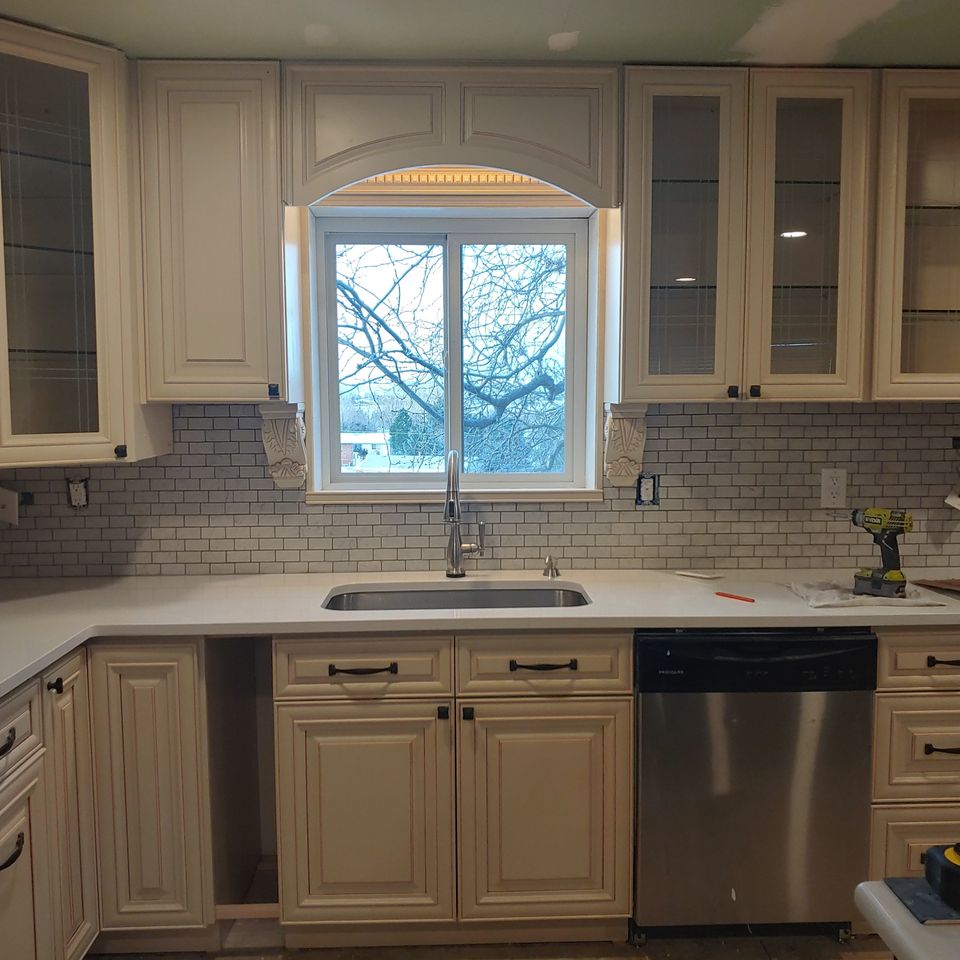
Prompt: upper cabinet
<box><xmin>139</xmin><ymin>61</ymin><xmax>286</xmax><ymax>401</ymax></box>
<box><xmin>283</xmin><ymin>65</ymin><xmax>621</xmax><ymax>207</ymax></box>
<box><xmin>874</xmin><ymin>71</ymin><xmax>960</xmax><ymax>399</ymax></box>
<box><xmin>0</xmin><ymin>21</ymin><xmax>169</xmax><ymax>466</ymax></box>
<box><xmin>618</xmin><ymin>67</ymin><xmax>874</xmax><ymax>404</ymax></box>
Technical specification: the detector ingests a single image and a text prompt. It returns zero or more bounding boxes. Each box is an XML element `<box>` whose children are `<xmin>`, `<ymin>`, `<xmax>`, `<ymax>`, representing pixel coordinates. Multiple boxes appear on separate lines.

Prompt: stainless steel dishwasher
<box><xmin>634</xmin><ymin>628</ymin><xmax>877</xmax><ymax>930</ymax></box>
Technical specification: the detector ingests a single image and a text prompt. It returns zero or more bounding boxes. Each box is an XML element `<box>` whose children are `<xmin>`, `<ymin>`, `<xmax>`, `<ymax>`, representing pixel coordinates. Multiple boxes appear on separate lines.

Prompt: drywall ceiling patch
<box><xmin>733</xmin><ymin>0</ymin><xmax>903</xmax><ymax>63</ymax></box>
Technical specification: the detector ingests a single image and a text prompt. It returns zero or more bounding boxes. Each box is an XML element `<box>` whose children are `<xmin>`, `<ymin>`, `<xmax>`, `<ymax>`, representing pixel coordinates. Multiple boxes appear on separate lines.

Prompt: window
<box><xmin>311</xmin><ymin>216</ymin><xmax>593</xmax><ymax>497</ymax></box>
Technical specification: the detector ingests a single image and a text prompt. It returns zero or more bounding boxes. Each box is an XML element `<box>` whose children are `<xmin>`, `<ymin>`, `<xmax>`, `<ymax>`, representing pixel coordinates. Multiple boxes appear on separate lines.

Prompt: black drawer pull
<box><xmin>328</xmin><ymin>662</ymin><xmax>398</xmax><ymax>677</ymax></box>
<box><xmin>47</xmin><ymin>677</ymin><xmax>63</xmax><ymax>695</ymax></box>
<box><xmin>0</xmin><ymin>728</ymin><xmax>15</xmax><ymax>759</ymax></box>
<box><xmin>924</xmin><ymin>743</ymin><xmax>960</xmax><ymax>756</ymax></box>
<box><xmin>508</xmin><ymin>658</ymin><xmax>578</xmax><ymax>673</ymax></box>
<box><xmin>0</xmin><ymin>832</ymin><xmax>24</xmax><ymax>872</ymax></box>
<box><xmin>927</xmin><ymin>656</ymin><xmax>960</xmax><ymax>668</ymax></box>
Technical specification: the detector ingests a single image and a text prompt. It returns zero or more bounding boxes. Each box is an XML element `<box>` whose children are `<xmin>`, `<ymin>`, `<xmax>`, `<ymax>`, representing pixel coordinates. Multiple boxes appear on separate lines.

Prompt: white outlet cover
<box><xmin>820</xmin><ymin>468</ymin><xmax>847</xmax><ymax>509</ymax></box>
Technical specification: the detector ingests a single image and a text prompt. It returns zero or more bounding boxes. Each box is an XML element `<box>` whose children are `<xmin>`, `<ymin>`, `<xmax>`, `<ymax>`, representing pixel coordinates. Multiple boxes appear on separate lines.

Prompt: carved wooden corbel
<box><xmin>259</xmin><ymin>402</ymin><xmax>307</xmax><ymax>490</ymax></box>
<box><xmin>603</xmin><ymin>404</ymin><xmax>648</xmax><ymax>487</ymax></box>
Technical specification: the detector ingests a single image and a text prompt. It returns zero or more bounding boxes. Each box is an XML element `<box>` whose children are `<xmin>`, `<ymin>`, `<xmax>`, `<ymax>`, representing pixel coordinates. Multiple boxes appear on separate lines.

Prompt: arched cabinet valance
<box><xmin>283</xmin><ymin>64</ymin><xmax>621</xmax><ymax>207</ymax></box>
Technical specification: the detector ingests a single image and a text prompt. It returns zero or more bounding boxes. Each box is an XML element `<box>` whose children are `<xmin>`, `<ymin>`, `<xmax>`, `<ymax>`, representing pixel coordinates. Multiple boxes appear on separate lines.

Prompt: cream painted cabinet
<box><xmin>619</xmin><ymin>67</ymin><xmax>873</xmax><ymax>404</ymax></box>
<box><xmin>0</xmin><ymin>20</ymin><xmax>169</xmax><ymax>466</ymax></box>
<box><xmin>42</xmin><ymin>651</ymin><xmax>98</xmax><ymax>960</ymax></box>
<box><xmin>139</xmin><ymin>61</ymin><xmax>286</xmax><ymax>401</ymax></box>
<box><xmin>0</xmin><ymin>754</ymin><xmax>54</xmax><ymax>960</ymax></box>
<box><xmin>283</xmin><ymin>65</ymin><xmax>620</xmax><ymax>207</ymax></box>
<box><xmin>276</xmin><ymin>700</ymin><xmax>455</xmax><ymax>923</ymax></box>
<box><xmin>874</xmin><ymin>71</ymin><xmax>960</xmax><ymax>398</ymax></box>
<box><xmin>89</xmin><ymin>641</ymin><xmax>212</xmax><ymax>929</ymax></box>
<box><xmin>457</xmin><ymin>697</ymin><xmax>631</xmax><ymax>919</ymax></box>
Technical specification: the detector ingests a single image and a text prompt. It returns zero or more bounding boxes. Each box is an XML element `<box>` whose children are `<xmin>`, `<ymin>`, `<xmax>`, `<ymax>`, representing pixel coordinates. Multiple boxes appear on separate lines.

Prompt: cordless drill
<box><xmin>851</xmin><ymin>508</ymin><xmax>913</xmax><ymax>598</ymax></box>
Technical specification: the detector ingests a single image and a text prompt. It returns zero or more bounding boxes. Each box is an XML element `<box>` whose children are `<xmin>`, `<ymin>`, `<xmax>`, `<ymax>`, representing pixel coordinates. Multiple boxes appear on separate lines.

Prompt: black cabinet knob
<box><xmin>727</xmin><ymin>385</ymin><xmax>739</xmax><ymax>398</ymax></box>
<box><xmin>749</xmin><ymin>385</ymin><xmax>762</xmax><ymax>398</ymax></box>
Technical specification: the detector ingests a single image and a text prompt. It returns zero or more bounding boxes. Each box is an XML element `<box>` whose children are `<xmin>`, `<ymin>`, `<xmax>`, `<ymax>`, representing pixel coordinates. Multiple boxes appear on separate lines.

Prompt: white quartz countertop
<box><xmin>2</xmin><ymin>566</ymin><xmax>960</xmax><ymax>699</ymax></box>
<box><xmin>856</xmin><ymin>881</ymin><xmax>959</xmax><ymax>960</ymax></box>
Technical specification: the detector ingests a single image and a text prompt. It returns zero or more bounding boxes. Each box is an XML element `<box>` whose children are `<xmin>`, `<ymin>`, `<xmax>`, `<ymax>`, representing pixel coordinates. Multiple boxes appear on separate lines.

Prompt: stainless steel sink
<box><xmin>323</xmin><ymin>581</ymin><xmax>590</xmax><ymax>611</ymax></box>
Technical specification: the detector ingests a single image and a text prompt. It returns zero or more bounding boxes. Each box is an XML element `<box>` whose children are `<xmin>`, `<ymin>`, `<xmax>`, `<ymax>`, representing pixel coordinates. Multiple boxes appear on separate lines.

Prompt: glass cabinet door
<box><xmin>0</xmin><ymin>25</ymin><xmax>126</xmax><ymax>462</ymax></box>
<box><xmin>744</xmin><ymin>71</ymin><xmax>872</xmax><ymax>400</ymax></box>
<box><xmin>876</xmin><ymin>71</ymin><xmax>960</xmax><ymax>398</ymax></box>
<box><xmin>0</xmin><ymin>52</ymin><xmax>99</xmax><ymax>436</ymax></box>
<box><xmin>621</xmin><ymin>68</ymin><xmax>747</xmax><ymax>402</ymax></box>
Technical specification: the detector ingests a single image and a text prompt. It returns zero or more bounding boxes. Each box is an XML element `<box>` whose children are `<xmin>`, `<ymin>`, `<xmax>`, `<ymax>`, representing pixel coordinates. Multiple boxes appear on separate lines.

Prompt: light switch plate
<box><xmin>0</xmin><ymin>486</ymin><xmax>18</xmax><ymax>525</ymax></box>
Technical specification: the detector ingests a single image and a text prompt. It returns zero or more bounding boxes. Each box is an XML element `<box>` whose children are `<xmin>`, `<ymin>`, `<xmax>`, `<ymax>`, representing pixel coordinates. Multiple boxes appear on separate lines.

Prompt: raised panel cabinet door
<box><xmin>0</xmin><ymin>755</ymin><xmax>54</xmax><ymax>960</ymax></box>
<box><xmin>140</xmin><ymin>61</ymin><xmax>284</xmax><ymax>400</ymax></box>
<box><xmin>621</xmin><ymin>68</ymin><xmax>748</xmax><ymax>402</ymax></box>
<box><xmin>870</xmin><ymin>804</ymin><xmax>960</xmax><ymax>878</ymax></box>
<box><xmin>743</xmin><ymin>70</ymin><xmax>873</xmax><ymax>401</ymax></box>
<box><xmin>42</xmin><ymin>651</ymin><xmax>98</xmax><ymax>960</ymax></box>
<box><xmin>0</xmin><ymin>21</ymin><xmax>129</xmax><ymax>465</ymax></box>
<box><xmin>276</xmin><ymin>700</ymin><xmax>455</xmax><ymax>923</ymax></box>
<box><xmin>458</xmin><ymin>697</ymin><xmax>632</xmax><ymax>920</ymax></box>
<box><xmin>875</xmin><ymin>71</ymin><xmax>960</xmax><ymax>399</ymax></box>
<box><xmin>89</xmin><ymin>642</ymin><xmax>211</xmax><ymax>929</ymax></box>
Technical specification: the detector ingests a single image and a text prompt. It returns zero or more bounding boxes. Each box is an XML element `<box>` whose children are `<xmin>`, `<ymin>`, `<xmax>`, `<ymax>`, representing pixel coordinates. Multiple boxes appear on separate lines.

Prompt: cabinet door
<box><xmin>0</xmin><ymin>22</ymin><xmax>128</xmax><ymax>464</ymax></box>
<box><xmin>89</xmin><ymin>642</ymin><xmax>211</xmax><ymax>929</ymax></box>
<box><xmin>140</xmin><ymin>61</ymin><xmax>284</xmax><ymax>401</ymax></box>
<box><xmin>875</xmin><ymin>71</ymin><xmax>960</xmax><ymax>398</ymax></box>
<box><xmin>0</xmin><ymin>755</ymin><xmax>54</xmax><ymax>960</ymax></box>
<box><xmin>42</xmin><ymin>651</ymin><xmax>98</xmax><ymax>960</ymax></box>
<box><xmin>458</xmin><ymin>697</ymin><xmax>631</xmax><ymax>920</ymax></box>
<box><xmin>744</xmin><ymin>70</ymin><xmax>872</xmax><ymax>401</ymax></box>
<box><xmin>621</xmin><ymin>68</ymin><xmax>747</xmax><ymax>402</ymax></box>
<box><xmin>276</xmin><ymin>700</ymin><xmax>455</xmax><ymax>923</ymax></box>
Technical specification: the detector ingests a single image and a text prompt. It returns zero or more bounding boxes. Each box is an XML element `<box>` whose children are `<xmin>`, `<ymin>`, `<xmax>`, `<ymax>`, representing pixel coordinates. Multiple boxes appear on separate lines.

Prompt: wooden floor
<box><xmin>89</xmin><ymin>932</ymin><xmax>895</xmax><ymax>960</ymax></box>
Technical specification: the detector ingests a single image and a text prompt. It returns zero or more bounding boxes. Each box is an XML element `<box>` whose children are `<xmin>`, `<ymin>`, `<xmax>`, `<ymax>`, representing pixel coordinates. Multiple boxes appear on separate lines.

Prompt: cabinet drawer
<box><xmin>875</xmin><ymin>693</ymin><xmax>960</xmax><ymax>801</ymax></box>
<box><xmin>877</xmin><ymin>630</ymin><xmax>960</xmax><ymax>690</ymax></box>
<box><xmin>870</xmin><ymin>804</ymin><xmax>960</xmax><ymax>879</ymax></box>
<box><xmin>0</xmin><ymin>681</ymin><xmax>41</xmax><ymax>784</ymax></box>
<box><xmin>457</xmin><ymin>633</ymin><xmax>631</xmax><ymax>696</ymax></box>
<box><xmin>274</xmin><ymin>637</ymin><xmax>453</xmax><ymax>699</ymax></box>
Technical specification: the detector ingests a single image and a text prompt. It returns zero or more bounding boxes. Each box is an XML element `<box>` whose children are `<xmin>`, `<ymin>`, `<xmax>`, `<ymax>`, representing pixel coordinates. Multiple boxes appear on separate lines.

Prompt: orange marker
<box><xmin>715</xmin><ymin>591</ymin><xmax>755</xmax><ymax>603</ymax></box>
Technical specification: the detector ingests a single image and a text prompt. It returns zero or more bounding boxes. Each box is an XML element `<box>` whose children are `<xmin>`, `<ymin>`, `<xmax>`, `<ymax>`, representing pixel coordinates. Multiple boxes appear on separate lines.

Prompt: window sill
<box><xmin>304</xmin><ymin>488</ymin><xmax>605</xmax><ymax>506</ymax></box>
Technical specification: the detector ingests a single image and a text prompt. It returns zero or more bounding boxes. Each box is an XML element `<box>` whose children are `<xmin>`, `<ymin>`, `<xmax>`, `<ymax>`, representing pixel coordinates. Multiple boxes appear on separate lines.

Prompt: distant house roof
<box><xmin>340</xmin><ymin>433</ymin><xmax>389</xmax><ymax>445</ymax></box>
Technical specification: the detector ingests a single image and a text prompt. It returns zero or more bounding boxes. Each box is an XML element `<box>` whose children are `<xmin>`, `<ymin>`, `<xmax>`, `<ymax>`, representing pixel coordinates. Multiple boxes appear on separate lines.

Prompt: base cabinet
<box><xmin>89</xmin><ymin>641</ymin><xmax>212</xmax><ymax>930</ymax></box>
<box><xmin>276</xmin><ymin>700</ymin><xmax>455</xmax><ymax>923</ymax></box>
<box><xmin>0</xmin><ymin>755</ymin><xmax>54</xmax><ymax>960</ymax></box>
<box><xmin>42</xmin><ymin>652</ymin><xmax>98</xmax><ymax>960</ymax></box>
<box><xmin>458</xmin><ymin>698</ymin><xmax>632</xmax><ymax>920</ymax></box>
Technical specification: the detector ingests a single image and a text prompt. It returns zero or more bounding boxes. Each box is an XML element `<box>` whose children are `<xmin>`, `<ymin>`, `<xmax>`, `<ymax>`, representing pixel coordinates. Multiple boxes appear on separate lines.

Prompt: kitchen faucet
<box><xmin>443</xmin><ymin>450</ymin><xmax>485</xmax><ymax>577</ymax></box>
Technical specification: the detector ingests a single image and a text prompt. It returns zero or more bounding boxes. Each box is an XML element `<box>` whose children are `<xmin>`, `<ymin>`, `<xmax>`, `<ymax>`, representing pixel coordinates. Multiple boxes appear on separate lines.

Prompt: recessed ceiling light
<box><xmin>780</xmin><ymin>230</ymin><xmax>808</xmax><ymax>239</ymax></box>
<box><xmin>674</xmin><ymin>276</ymin><xmax>697</xmax><ymax>283</ymax></box>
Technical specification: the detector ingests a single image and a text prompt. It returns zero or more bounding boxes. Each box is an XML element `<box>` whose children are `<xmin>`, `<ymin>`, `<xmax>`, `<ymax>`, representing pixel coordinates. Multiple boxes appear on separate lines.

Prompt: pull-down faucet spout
<box><xmin>443</xmin><ymin>450</ymin><xmax>485</xmax><ymax>577</ymax></box>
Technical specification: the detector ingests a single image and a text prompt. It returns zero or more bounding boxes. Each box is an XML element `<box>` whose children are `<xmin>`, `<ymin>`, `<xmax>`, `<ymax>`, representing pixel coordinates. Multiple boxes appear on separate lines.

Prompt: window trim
<box><xmin>307</xmin><ymin>213</ymin><xmax>599</xmax><ymax>500</ymax></box>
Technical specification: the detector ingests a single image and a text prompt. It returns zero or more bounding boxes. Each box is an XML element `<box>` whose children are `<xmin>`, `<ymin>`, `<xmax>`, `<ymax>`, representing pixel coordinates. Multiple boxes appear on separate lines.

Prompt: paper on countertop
<box><xmin>789</xmin><ymin>581</ymin><xmax>947</xmax><ymax>608</ymax></box>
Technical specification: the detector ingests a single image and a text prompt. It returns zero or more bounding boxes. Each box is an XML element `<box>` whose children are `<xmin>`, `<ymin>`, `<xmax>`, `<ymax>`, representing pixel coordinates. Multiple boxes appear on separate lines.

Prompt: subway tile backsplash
<box><xmin>1</xmin><ymin>402</ymin><xmax>959</xmax><ymax>577</ymax></box>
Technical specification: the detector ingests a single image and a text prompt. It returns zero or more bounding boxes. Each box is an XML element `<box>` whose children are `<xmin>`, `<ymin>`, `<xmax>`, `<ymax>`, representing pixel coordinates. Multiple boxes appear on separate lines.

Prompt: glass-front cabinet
<box><xmin>875</xmin><ymin>71</ymin><xmax>960</xmax><ymax>399</ymax></box>
<box><xmin>620</xmin><ymin>67</ymin><xmax>873</xmax><ymax>403</ymax></box>
<box><xmin>744</xmin><ymin>70</ymin><xmax>872</xmax><ymax>400</ymax></box>
<box><xmin>0</xmin><ymin>23</ymin><xmax>130</xmax><ymax>464</ymax></box>
<box><xmin>621</xmin><ymin>68</ymin><xmax>748</xmax><ymax>402</ymax></box>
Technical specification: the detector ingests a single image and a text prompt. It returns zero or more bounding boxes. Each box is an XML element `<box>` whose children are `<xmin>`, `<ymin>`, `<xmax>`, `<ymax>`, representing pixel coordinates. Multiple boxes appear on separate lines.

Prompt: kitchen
<box><xmin>1</xmin><ymin>2</ymin><xmax>960</xmax><ymax>959</ymax></box>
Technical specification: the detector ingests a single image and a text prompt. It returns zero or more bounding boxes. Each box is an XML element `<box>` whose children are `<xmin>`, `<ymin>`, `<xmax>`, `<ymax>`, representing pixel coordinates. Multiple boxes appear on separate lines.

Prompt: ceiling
<box><xmin>2</xmin><ymin>0</ymin><xmax>959</xmax><ymax>66</ymax></box>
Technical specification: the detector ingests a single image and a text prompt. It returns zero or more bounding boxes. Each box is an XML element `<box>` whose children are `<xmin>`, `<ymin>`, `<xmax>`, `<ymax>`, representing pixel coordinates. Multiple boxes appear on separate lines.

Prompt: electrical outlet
<box><xmin>820</xmin><ymin>468</ymin><xmax>847</xmax><ymax>509</ymax></box>
<box><xmin>953</xmin><ymin>437</ymin><xmax>960</xmax><ymax>449</ymax></box>
<box><xmin>67</xmin><ymin>477</ymin><xmax>89</xmax><ymax>509</ymax></box>
<box><xmin>636</xmin><ymin>473</ymin><xmax>660</xmax><ymax>507</ymax></box>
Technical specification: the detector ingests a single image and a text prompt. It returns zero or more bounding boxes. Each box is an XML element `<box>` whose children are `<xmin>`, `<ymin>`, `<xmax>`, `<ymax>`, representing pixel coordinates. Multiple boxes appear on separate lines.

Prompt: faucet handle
<box><xmin>543</xmin><ymin>554</ymin><xmax>560</xmax><ymax>578</ymax></box>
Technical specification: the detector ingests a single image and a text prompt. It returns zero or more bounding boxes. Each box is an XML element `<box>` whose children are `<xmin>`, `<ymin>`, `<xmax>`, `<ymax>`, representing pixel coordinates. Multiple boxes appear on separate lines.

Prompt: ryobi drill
<box><xmin>851</xmin><ymin>507</ymin><xmax>914</xmax><ymax>598</ymax></box>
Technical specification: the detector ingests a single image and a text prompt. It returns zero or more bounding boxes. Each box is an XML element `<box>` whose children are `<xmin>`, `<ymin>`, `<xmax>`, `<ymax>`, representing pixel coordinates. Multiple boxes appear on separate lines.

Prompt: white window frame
<box><xmin>307</xmin><ymin>214</ymin><xmax>597</xmax><ymax>501</ymax></box>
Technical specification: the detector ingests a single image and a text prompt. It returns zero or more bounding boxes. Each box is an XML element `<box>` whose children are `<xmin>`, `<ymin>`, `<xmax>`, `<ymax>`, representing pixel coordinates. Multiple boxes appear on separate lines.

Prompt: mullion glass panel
<box><xmin>769</xmin><ymin>98</ymin><xmax>842</xmax><ymax>376</ymax></box>
<box><xmin>901</xmin><ymin>98</ymin><xmax>960</xmax><ymax>374</ymax></box>
<box><xmin>0</xmin><ymin>52</ymin><xmax>98</xmax><ymax>435</ymax></box>
<box><xmin>648</xmin><ymin>95</ymin><xmax>720</xmax><ymax>376</ymax></box>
